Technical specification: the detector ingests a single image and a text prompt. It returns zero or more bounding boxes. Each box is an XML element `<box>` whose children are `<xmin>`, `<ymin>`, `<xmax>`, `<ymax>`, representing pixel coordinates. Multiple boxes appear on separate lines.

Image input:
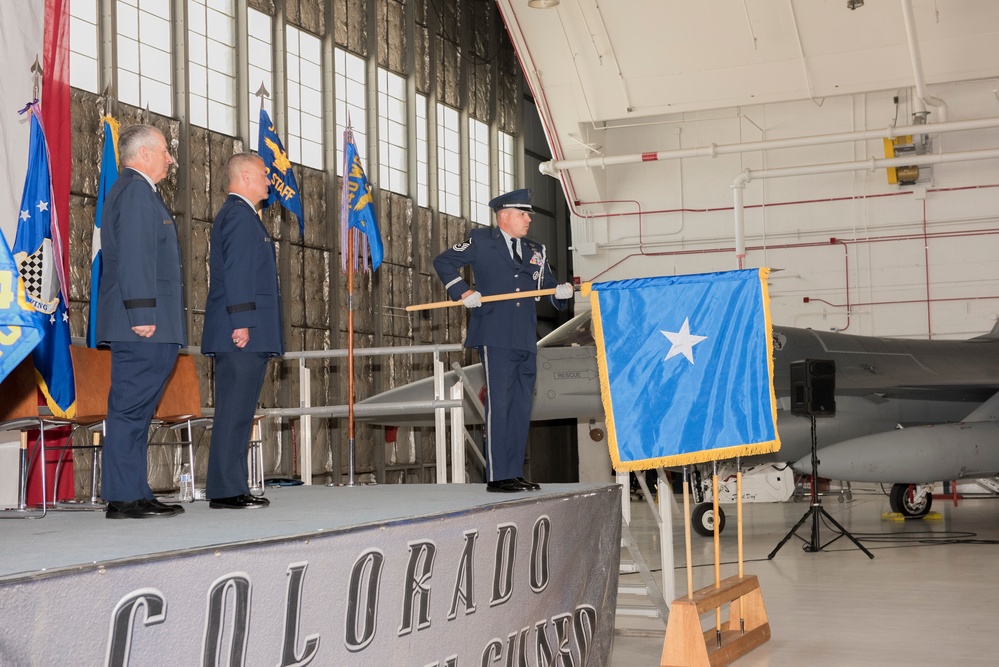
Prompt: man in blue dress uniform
<box><xmin>201</xmin><ymin>153</ymin><xmax>284</xmax><ymax>509</ymax></box>
<box><xmin>434</xmin><ymin>189</ymin><xmax>574</xmax><ymax>492</ymax></box>
<box><xmin>98</xmin><ymin>124</ymin><xmax>186</xmax><ymax>519</ymax></box>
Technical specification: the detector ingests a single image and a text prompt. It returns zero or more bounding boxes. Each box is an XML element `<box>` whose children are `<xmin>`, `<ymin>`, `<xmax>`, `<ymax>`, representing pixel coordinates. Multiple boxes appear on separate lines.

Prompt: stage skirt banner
<box><xmin>583</xmin><ymin>268</ymin><xmax>780</xmax><ymax>471</ymax></box>
<box><xmin>0</xmin><ymin>486</ymin><xmax>620</xmax><ymax>666</ymax></box>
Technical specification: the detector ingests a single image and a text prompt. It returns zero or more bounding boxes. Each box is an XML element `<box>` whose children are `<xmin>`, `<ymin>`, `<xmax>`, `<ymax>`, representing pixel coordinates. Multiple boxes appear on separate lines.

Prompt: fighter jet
<box><xmin>360</xmin><ymin>311</ymin><xmax>999</xmax><ymax>527</ymax></box>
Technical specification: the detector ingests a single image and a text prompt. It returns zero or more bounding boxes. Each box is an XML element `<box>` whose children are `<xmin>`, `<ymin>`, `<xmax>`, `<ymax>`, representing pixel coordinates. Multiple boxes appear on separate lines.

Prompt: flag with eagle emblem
<box><xmin>341</xmin><ymin>130</ymin><xmax>383</xmax><ymax>272</ymax></box>
<box><xmin>257</xmin><ymin>107</ymin><xmax>304</xmax><ymax>237</ymax></box>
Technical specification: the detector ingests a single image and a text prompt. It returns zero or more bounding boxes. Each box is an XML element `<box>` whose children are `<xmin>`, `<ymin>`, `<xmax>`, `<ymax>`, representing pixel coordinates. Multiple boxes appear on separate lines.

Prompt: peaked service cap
<box><xmin>488</xmin><ymin>188</ymin><xmax>534</xmax><ymax>213</ymax></box>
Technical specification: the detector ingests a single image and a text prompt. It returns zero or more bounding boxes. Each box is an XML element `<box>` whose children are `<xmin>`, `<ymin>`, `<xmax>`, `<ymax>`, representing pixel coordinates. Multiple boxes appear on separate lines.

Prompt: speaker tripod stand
<box><xmin>768</xmin><ymin>414</ymin><xmax>874</xmax><ymax>559</ymax></box>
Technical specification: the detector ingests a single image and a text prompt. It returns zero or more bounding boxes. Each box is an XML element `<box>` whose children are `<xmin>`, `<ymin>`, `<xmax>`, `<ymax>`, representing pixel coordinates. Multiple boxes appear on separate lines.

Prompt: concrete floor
<box><xmin>610</xmin><ymin>486</ymin><xmax>999</xmax><ymax>666</ymax></box>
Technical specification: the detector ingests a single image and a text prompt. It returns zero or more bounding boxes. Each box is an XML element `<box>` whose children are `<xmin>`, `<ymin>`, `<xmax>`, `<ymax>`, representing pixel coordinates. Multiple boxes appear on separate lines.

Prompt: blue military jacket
<box><xmin>201</xmin><ymin>194</ymin><xmax>284</xmax><ymax>356</ymax></box>
<box><xmin>433</xmin><ymin>226</ymin><xmax>566</xmax><ymax>353</ymax></box>
<box><xmin>96</xmin><ymin>168</ymin><xmax>187</xmax><ymax>346</ymax></box>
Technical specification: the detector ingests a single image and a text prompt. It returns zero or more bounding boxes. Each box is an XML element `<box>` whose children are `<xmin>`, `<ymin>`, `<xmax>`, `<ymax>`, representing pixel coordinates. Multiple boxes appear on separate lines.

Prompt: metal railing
<box><xmin>264</xmin><ymin>343</ymin><xmax>470</xmax><ymax>484</ymax></box>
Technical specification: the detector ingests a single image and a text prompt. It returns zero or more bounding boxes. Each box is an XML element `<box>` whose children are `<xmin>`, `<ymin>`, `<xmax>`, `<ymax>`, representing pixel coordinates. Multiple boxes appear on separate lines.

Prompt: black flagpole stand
<box><xmin>768</xmin><ymin>414</ymin><xmax>874</xmax><ymax>559</ymax></box>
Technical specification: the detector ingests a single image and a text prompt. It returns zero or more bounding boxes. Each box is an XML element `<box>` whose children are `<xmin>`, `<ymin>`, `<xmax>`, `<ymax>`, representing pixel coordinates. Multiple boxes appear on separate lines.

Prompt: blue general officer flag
<box><xmin>0</xmin><ymin>235</ymin><xmax>43</xmax><ymax>385</ymax></box>
<box><xmin>585</xmin><ymin>268</ymin><xmax>779</xmax><ymax>471</ymax></box>
<box><xmin>87</xmin><ymin>115</ymin><xmax>118</xmax><ymax>348</ymax></box>
<box><xmin>344</xmin><ymin>134</ymin><xmax>383</xmax><ymax>271</ymax></box>
<box><xmin>13</xmin><ymin>109</ymin><xmax>76</xmax><ymax>419</ymax></box>
<box><xmin>258</xmin><ymin>108</ymin><xmax>305</xmax><ymax>237</ymax></box>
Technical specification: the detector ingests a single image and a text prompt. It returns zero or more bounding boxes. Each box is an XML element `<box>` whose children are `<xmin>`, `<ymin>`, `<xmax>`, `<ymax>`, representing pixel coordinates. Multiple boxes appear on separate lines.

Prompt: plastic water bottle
<box><xmin>179</xmin><ymin>463</ymin><xmax>194</xmax><ymax>502</ymax></box>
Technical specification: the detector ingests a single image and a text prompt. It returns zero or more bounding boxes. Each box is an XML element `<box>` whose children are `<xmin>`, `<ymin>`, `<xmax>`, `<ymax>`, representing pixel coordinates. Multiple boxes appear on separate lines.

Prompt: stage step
<box><xmin>619</xmin><ymin>584</ymin><xmax>649</xmax><ymax>596</ymax></box>
<box><xmin>616</xmin><ymin>604</ymin><xmax>662</xmax><ymax>618</ymax></box>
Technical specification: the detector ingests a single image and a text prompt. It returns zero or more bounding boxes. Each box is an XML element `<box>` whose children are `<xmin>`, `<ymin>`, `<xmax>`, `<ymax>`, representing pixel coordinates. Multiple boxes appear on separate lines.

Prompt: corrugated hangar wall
<box><xmin>65</xmin><ymin>0</ymin><xmax>553</xmax><ymax>491</ymax></box>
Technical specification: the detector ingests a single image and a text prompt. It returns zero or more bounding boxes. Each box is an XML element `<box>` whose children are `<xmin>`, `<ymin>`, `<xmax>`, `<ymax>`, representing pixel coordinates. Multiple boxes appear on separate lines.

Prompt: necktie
<box><xmin>511</xmin><ymin>238</ymin><xmax>522</xmax><ymax>263</ymax></box>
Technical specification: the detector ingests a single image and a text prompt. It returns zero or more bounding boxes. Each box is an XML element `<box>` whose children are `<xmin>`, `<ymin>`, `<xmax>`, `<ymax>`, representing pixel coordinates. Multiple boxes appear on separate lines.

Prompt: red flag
<box><xmin>27</xmin><ymin>0</ymin><xmax>74</xmax><ymax>505</ymax></box>
<box><xmin>42</xmin><ymin>0</ymin><xmax>70</xmax><ymax>295</ymax></box>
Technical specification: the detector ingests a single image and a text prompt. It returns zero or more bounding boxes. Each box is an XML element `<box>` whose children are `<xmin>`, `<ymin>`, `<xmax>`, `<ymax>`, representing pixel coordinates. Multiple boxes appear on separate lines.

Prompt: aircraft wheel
<box><xmin>691</xmin><ymin>503</ymin><xmax>726</xmax><ymax>537</ymax></box>
<box><xmin>889</xmin><ymin>483</ymin><xmax>932</xmax><ymax>518</ymax></box>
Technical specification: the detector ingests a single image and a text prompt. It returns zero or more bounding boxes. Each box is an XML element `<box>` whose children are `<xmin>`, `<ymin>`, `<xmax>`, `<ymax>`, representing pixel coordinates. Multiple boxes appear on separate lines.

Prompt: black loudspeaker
<box><xmin>789</xmin><ymin>359</ymin><xmax>836</xmax><ymax>417</ymax></box>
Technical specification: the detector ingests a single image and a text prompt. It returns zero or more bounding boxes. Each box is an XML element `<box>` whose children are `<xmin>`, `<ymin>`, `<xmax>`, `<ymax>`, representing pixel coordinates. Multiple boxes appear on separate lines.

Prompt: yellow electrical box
<box><xmin>884</xmin><ymin>136</ymin><xmax>918</xmax><ymax>185</ymax></box>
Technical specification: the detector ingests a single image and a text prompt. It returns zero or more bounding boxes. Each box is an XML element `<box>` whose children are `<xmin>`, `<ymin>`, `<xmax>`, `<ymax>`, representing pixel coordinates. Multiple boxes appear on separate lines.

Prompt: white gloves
<box><xmin>462</xmin><ymin>291</ymin><xmax>482</xmax><ymax>308</ymax></box>
<box><xmin>555</xmin><ymin>282</ymin><xmax>574</xmax><ymax>300</ymax></box>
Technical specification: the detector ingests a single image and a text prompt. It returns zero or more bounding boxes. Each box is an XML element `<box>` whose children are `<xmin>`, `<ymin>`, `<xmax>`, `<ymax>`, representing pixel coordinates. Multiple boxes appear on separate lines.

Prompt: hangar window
<box><xmin>286</xmin><ymin>25</ymin><xmax>323</xmax><ymax>169</ymax></box>
<box><xmin>378</xmin><ymin>68</ymin><xmax>407</xmax><ymax>196</ymax></box>
<box><xmin>116</xmin><ymin>0</ymin><xmax>173</xmax><ymax>116</ymax></box>
<box><xmin>247</xmin><ymin>8</ymin><xmax>273</xmax><ymax>147</ymax></box>
<box><xmin>415</xmin><ymin>93</ymin><xmax>429</xmax><ymax>208</ymax></box>
<box><xmin>69</xmin><ymin>0</ymin><xmax>99</xmax><ymax>93</ymax></box>
<box><xmin>437</xmin><ymin>104</ymin><xmax>461</xmax><ymax>217</ymax></box>
<box><xmin>498</xmin><ymin>131</ymin><xmax>516</xmax><ymax>194</ymax></box>
<box><xmin>469</xmin><ymin>119</ymin><xmax>491</xmax><ymax>225</ymax></box>
<box><xmin>188</xmin><ymin>0</ymin><xmax>236</xmax><ymax>134</ymax></box>
<box><xmin>335</xmin><ymin>47</ymin><xmax>367</xmax><ymax>177</ymax></box>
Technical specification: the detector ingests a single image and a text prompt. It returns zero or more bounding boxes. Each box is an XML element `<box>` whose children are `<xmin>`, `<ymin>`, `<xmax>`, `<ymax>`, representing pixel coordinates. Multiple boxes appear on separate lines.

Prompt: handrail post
<box><xmin>299</xmin><ymin>357</ymin><xmax>313</xmax><ymax>485</ymax></box>
<box><xmin>433</xmin><ymin>349</ymin><xmax>447</xmax><ymax>483</ymax></box>
<box><xmin>450</xmin><ymin>381</ymin><xmax>464</xmax><ymax>483</ymax></box>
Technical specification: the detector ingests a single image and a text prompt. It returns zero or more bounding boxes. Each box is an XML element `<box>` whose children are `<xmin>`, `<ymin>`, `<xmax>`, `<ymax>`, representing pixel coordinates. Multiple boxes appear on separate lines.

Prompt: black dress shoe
<box><xmin>150</xmin><ymin>498</ymin><xmax>185</xmax><ymax>513</ymax></box>
<box><xmin>486</xmin><ymin>479</ymin><xmax>527</xmax><ymax>493</ymax></box>
<box><xmin>106</xmin><ymin>499</ymin><xmax>181</xmax><ymax>519</ymax></box>
<box><xmin>517</xmin><ymin>477</ymin><xmax>541</xmax><ymax>490</ymax></box>
<box><xmin>209</xmin><ymin>494</ymin><xmax>270</xmax><ymax>509</ymax></box>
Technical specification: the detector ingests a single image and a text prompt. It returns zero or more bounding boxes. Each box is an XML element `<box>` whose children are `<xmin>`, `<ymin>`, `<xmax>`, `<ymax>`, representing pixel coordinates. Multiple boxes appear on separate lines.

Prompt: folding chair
<box><xmin>0</xmin><ymin>357</ymin><xmax>52</xmax><ymax>518</ymax></box>
<box><xmin>49</xmin><ymin>346</ymin><xmax>113</xmax><ymax>508</ymax></box>
<box><xmin>151</xmin><ymin>354</ymin><xmax>212</xmax><ymax>497</ymax></box>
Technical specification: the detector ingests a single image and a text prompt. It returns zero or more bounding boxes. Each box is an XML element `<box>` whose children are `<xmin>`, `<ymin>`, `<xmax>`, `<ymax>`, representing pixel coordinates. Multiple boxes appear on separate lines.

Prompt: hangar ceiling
<box><xmin>495</xmin><ymin>0</ymin><xmax>999</xmax><ymax>169</ymax></box>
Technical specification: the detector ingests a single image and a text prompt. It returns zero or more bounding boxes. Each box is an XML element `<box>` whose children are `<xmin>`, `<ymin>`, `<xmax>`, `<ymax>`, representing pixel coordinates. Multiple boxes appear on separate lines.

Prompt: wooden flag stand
<box><xmin>661</xmin><ymin>462</ymin><xmax>771</xmax><ymax>667</ymax></box>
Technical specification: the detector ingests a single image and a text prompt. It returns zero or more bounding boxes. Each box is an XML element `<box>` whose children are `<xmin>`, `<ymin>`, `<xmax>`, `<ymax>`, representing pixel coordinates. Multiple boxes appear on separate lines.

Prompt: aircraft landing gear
<box><xmin>889</xmin><ymin>483</ymin><xmax>933</xmax><ymax>518</ymax></box>
<box><xmin>691</xmin><ymin>503</ymin><xmax>726</xmax><ymax>537</ymax></box>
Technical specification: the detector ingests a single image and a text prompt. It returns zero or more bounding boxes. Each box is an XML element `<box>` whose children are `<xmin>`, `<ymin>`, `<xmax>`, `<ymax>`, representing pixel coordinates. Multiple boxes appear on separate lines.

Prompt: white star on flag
<box><xmin>36</xmin><ymin>200</ymin><xmax>49</xmax><ymax>212</ymax></box>
<box><xmin>19</xmin><ymin>210</ymin><xmax>30</xmax><ymax>221</ymax></box>
<box><xmin>661</xmin><ymin>317</ymin><xmax>707</xmax><ymax>364</ymax></box>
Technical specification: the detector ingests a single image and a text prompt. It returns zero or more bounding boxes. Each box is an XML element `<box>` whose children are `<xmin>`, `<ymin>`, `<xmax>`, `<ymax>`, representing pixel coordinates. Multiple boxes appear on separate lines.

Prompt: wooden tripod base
<box><xmin>661</xmin><ymin>575</ymin><xmax>770</xmax><ymax>667</ymax></box>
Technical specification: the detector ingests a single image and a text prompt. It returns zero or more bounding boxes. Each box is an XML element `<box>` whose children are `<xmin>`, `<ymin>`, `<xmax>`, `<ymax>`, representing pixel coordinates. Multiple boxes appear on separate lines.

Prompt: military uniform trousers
<box><xmin>102</xmin><ymin>342</ymin><xmax>179</xmax><ymax>502</ymax></box>
<box><xmin>481</xmin><ymin>345</ymin><xmax>537</xmax><ymax>481</ymax></box>
<box><xmin>206</xmin><ymin>351</ymin><xmax>270</xmax><ymax>499</ymax></box>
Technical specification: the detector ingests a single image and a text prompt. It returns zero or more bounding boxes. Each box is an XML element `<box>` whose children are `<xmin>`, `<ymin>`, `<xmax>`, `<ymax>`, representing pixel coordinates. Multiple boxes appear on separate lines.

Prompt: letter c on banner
<box><xmin>105</xmin><ymin>588</ymin><xmax>167</xmax><ymax>667</ymax></box>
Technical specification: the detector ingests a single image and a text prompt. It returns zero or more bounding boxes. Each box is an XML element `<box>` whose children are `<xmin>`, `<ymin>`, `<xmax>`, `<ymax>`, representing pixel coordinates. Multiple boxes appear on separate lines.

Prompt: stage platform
<box><xmin>0</xmin><ymin>483</ymin><xmax>621</xmax><ymax>666</ymax></box>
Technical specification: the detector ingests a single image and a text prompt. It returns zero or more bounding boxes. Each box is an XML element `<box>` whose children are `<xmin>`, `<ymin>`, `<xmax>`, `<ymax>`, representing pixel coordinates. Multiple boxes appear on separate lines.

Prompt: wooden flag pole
<box><xmin>406</xmin><ymin>287</ymin><xmax>566</xmax><ymax>311</ymax></box>
<box><xmin>737</xmin><ymin>457</ymin><xmax>745</xmax><ymax>632</ymax></box>
<box><xmin>683</xmin><ymin>467</ymin><xmax>694</xmax><ymax>598</ymax></box>
<box><xmin>712</xmin><ymin>460</ymin><xmax>722</xmax><ymax>646</ymax></box>
<box><xmin>662</xmin><ymin>459</ymin><xmax>772</xmax><ymax>667</ymax></box>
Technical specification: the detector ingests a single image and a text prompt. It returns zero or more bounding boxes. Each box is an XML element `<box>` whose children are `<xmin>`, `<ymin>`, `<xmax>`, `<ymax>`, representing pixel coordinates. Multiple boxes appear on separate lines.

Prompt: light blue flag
<box><xmin>344</xmin><ymin>134</ymin><xmax>383</xmax><ymax>271</ymax></box>
<box><xmin>13</xmin><ymin>109</ymin><xmax>76</xmax><ymax>419</ymax></box>
<box><xmin>257</xmin><ymin>108</ymin><xmax>305</xmax><ymax>237</ymax></box>
<box><xmin>87</xmin><ymin>116</ymin><xmax>118</xmax><ymax>348</ymax></box>
<box><xmin>0</xmin><ymin>236</ymin><xmax>43</xmax><ymax>386</ymax></box>
<box><xmin>586</xmin><ymin>268</ymin><xmax>779</xmax><ymax>471</ymax></box>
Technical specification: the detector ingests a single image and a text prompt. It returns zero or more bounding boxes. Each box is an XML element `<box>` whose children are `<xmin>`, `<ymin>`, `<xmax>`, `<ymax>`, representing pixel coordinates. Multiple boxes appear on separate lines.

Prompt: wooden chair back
<box><xmin>0</xmin><ymin>357</ymin><xmax>40</xmax><ymax>423</ymax></box>
<box><xmin>69</xmin><ymin>346</ymin><xmax>113</xmax><ymax>424</ymax></box>
<box><xmin>154</xmin><ymin>355</ymin><xmax>203</xmax><ymax>422</ymax></box>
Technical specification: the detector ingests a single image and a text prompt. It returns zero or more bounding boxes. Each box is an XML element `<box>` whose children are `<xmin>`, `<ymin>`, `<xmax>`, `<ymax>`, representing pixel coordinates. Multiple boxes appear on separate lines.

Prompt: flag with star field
<box><xmin>584</xmin><ymin>269</ymin><xmax>779</xmax><ymax>470</ymax></box>
<box><xmin>12</xmin><ymin>107</ymin><xmax>75</xmax><ymax>418</ymax></box>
